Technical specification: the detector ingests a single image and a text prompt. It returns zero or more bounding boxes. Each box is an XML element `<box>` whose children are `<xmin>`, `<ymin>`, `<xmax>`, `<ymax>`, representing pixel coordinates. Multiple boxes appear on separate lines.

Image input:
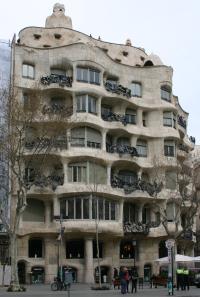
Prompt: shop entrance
<box><xmin>31</xmin><ymin>266</ymin><xmax>45</xmax><ymax>284</ymax></box>
<box><xmin>95</xmin><ymin>266</ymin><xmax>110</xmax><ymax>283</ymax></box>
<box><xmin>18</xmin><ymin>261</ymin><xmax>26</xmax><ymax>284</ymax></box>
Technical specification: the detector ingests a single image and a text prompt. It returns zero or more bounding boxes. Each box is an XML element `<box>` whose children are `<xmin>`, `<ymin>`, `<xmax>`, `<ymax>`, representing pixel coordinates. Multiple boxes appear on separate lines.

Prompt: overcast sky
<box><xmin>0</xmin><ymin>0</ymin><xmax>199</xmax><ymax>144</ymax></box>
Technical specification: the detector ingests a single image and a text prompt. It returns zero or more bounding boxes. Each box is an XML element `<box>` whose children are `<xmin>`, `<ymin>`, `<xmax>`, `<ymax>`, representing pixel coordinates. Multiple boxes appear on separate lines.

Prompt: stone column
<box><xmin>97</xmin><ymin>96</ymin><xmax>102</xmax><ymax>117</ymax></box>
<box><xmin>138</xmin><ymin>203</ymin><xmax>144</xmax><ymax>222</ymax></box>
<box><xmin>63</xmin><ymin>161</ymin><xmax>68</xmax><ymax>185</ymax></box>
<box><xmin>107</xmin><ymin>164</ymin><xmax>111</xmax><ymax>185</ymax></box>
<box><xmin>53</xmin><ymin>195</ymin><xmax>60</xmax><ymax>217</ymax></box>
<box><xmin>45</xmin><ymin>201</ymin><xmax>51</xmax><ymax>227</ymax></box>
<box><xmin>137</xmin><ymin>108</ymin><xmax>143</xmax><ymax>127</ymax></box>
<box><xmin>119</xmin><ymin>200</ymin><xmax>124</xmax><ymax>222</ymax></box>
<box><xmin>44</xmin><ymin>238</ymin><xmax>50</xmax><ymax>283</ymax></box>
<box><xmin>84</xmin><ymin>238</ymin><xmax>94</xmax><ymax>283</ymax></box>
<box><xmin>102</xmin><ymin>130</ymin><xmax>107</xmax><ymax>151</ymax></box>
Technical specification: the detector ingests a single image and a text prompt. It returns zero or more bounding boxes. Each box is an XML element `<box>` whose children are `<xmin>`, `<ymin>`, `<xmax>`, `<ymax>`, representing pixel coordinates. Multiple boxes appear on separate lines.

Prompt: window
<box><xmin>142</xmin><ymin>206</ymin><xmax>150</xmax><ymax>224</ymax></box>
<box><xmin>66</xmin><ymin>240</ymin><xmax>84</xmax><ymax>258</ymax></box>
<box><xmin>136</xmin><ymin>139</ymin><xmax>148</xmax><ymax>157</ymax></box>
<box><xmin>164</xmin><ymin>140</ymin><xmax>176</xmax><ymax>157</ymax></box>
<box><xmin>71</xmin><ymin>127</ymin><xmax>101</xmax><ymax>149</ymax></box>
<box><xmin>123</xmin><ymin>203</ymin><xmax>137</xmax><ymax>223</ymax></box>
<box><xmin>125</xmin><ymin>109</ymin><xmax>137</xmax><ymax>124</ymax></box>
<box><xmin>161</xmin><ymin>85</ymin><xmax>171</xmax><ymax>102</ymax></box>
<box><xmin>22</xmin><ymin>64</ymin><xmax>35</xmax><ymax>79</ymax></box>
<box><xmin>163</xmin><ymin>112</ymin><xmax>176</xmax><ymax>128</ymax></box>
<box><xmin>25</xmin><ymin>167</ymin><xmax>35</xmax><ymax>183</ymax></box>
<box><xmin>63</xmin><ymin>196</ymin><xmax>117</xmax><ymax>220</ymax></box>
<box><xmin>130</xmin><ymin>82</ymin><xmax>142</xmax><ymax>97</ymax></box>
<box><xmin>93</xmin><ymin>240</ymin><xmax>103</xmax><ymax>258</ymax></box>
<box><xmin>76</xmin><ymin>67</ymin><xmax>100</xmax><ymax>85</ymax></box>
<box><xmin>120</xmin><ymin>241</ymin><xmax>135</xmax><ymax>259</ymax></box>
<box><xmin>165</xmin><ymin>171</ymin><xmax>177</xmax><ymax>190</ymax></box>
<box><xmin>68</xmin><ymin>163</ymin><xmax>86</xmax><ymax>182</ymax></box>
<box><xmin>119</xmin><ymin>170</ymin><xmax>137</xmax><ymax>184</ymax></box>
<box><xmin>28</xmin><ymin>239</ymin><xmax>43</xmax><ymax>258</ymax></box>
<box><xmin>76</xmin><ymin>95</ymin><xmax>97</xmax><ymax>114</ymax></box>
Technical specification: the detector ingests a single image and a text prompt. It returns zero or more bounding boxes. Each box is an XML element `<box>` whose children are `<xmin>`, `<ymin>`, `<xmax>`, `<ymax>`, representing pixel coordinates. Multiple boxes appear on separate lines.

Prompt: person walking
<box><xmin>183</xmin><ymin>267</ymin><xmax>189</xmax><ymax>290</ymax></box>
<box><xmin>131</xmin><ymin>267</ymin><xmax>138</xmax><ymax>293</ymax></box>
<box><xmin>124</xmin><ymin>267</ymin><xmax>130</xmax><ymax>293</ymax></box>
<box><xmin>176</xmin><ymin>267</ymin><xmax>182</xmax><ymax>291</ymax></box>
<box><xmin>119</xmin><ymin>267</ymin><xmax>127</xmax><ymax>294</ymax></box>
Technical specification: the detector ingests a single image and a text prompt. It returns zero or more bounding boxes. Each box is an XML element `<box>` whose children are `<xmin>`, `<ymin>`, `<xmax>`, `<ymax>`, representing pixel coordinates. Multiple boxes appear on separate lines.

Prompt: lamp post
<box><xmin>165</xmin><ymin>239</ymin><xmax>175</xmax><ymax>296</ymax></box>
<box><xmin>57</xmin><ymin>214</ymin><xmax>65</xmax><ymax>282</ymax></box>
<box><xmin>132</xmin><ymin>240</ymin><xmax>137</xmax><ymax>267</ymax></box>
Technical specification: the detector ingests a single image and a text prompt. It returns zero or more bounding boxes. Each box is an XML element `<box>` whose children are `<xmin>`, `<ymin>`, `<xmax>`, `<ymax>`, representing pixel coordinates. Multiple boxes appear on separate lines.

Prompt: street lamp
<box><xmin>132</xmin><ymin>240</ymin><xmax>137</xmax><ymax>267</ymax></box>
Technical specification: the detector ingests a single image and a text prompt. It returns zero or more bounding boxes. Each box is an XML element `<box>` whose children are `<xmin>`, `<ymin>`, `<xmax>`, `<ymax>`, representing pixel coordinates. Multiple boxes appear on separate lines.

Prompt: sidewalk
<box><xmin>0</xmin><ymin>284</ymin><xmax>199</xmax><ymax>296</ymax></box>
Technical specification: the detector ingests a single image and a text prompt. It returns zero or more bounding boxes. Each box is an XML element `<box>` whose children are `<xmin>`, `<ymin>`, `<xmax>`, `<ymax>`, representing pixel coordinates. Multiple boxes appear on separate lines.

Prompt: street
<box><xmin>0</xmin><ymin>284</ymin><xmax>200</xmax><ymax>297</ymax></box>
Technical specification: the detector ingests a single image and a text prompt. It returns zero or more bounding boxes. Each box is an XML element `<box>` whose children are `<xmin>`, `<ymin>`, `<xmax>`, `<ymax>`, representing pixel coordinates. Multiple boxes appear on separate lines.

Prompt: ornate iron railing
<box><xmin>111</xmin><ymin>175</ymin><xmax>163</xmax><ymax>197</ymax></box>
<box><xmin>26</xmin><ymin>173</ymin><xmax>64</xmax><ymax>191</ymax></box>
<box><xmin>104</xmin><ymin>81</ymin><xmax>131</xmax><ymax>98</ymax></box>
<box><xmin>102</xmin><ymin>111</ymin><xmax>128</xmax><ymax>126</ymax></box>
<box><xmin>106</xmin><ymin>144</ymin><xmax>138</xmax><ymax>157</ymax></box>
<box><xmin>41</xmin><ymin>73</ymin><xmax>73</xmax><ymax>87</ymax></box>
<box><xmin>178</xmin><ymin>143</ymin><xmax>188</xmax><ymax>153</ymax></box>
<box><xmin>189</xmin><ymin>136</ymin><xmax>195</xmax><ymax>144</ymax></box>
<box><xmin>180</xmin><ymin>229</ymin><xmax>193</xmax><ymax>240</ymax></box>
<box><xmin>178</xmin><ymin>115</ymin><xmax>187</xmax><ymax>129</ymax></box>
<box><xmin>25</xmin><ymin>137</ymin><xmax>68</xmax><ymax>150</ymax></box>
<box><xmin>123</xmin><ymin>222</ymin><xmax>149</xmax><ymax>234</ymax></box>
<box><xmin>42</xmin><ymin>104</ymin><xmax>73</xmax><ymax>116</ymax></box>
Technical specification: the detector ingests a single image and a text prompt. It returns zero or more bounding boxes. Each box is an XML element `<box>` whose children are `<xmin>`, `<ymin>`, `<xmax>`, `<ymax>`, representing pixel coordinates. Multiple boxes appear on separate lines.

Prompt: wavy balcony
<box><xmin>106</xmin><ymin>144</ymin><xmax>138</xmax><ymax>157</ymax></box>
<box><xmin>104</xmin><ymin>80</ymin><xmax>131</xmax><ymax>98</ymax></box>
<box><xmin>40</xmin><ymin>73</ymin><xmax>73</xmax><ymax>88</ymax></box>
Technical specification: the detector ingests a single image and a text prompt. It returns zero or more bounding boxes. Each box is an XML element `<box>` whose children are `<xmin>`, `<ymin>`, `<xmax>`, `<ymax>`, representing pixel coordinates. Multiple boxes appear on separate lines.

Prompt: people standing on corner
<box><xmin>176</xmin><ymin>266</ymin><xmax>182</xmax><ymax>291</ymax></box>
<box><xmin>131</xmin><ymin>266</ymin><xmax>138</xmax><ymax>293</ymax></box>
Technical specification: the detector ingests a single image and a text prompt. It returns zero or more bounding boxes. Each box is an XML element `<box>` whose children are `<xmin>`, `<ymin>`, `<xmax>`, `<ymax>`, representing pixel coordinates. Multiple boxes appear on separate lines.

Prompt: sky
<box><xmin>0</xmin><ymin>0</ymin><xmax>199</xmax><ymax>144</ymax></box>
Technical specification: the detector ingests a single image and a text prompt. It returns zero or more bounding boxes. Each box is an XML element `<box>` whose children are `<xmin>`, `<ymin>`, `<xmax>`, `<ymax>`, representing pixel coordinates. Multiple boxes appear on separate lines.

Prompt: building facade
<box><xmin>11</xmin><ymin>4</ymin><xmax>196</xmax><ymax>284</ymax></box>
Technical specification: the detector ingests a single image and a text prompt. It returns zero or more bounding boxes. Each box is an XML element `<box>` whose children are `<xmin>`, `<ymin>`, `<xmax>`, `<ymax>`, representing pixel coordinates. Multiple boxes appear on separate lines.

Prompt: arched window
<box><xmin>136</xmin><ymin>139</ymin><xmax>148</xmax><ymax>157</ymax></box>
<box><xmin>22</xmin><ymin>63</ymin><xmax>35</xmax><ymax>79</ymax></box>
<box><xmin>125</xmin><ymin>108</ymin><xmax>137</xmax><ymax>124</ymax></box>
<box><xmin>159</xmin><ymin>240</ymin><xmax>168</xmax><ymax>258</ymax></box>
<box><xmin>161</xmin><ymin>85</ymin><xmax>171</xmax><ymax>102</ymax></box>
<box><xmin>76</xmin><ymin>94</ymin><xmax>97</xmax><ymax>114</ymax></box>
<box><xmin>163</xmin><ymin>111</ymin><xmax>176</xmax><ymax>128</ymax></box>
<box><xmin>71</xmin><ymin>127</ymin><xmax>101</xmax><ymax>148</ymax></box>
<box><xmin>130</xmin><ymin>82</ymin><xmax>142</xmax><ymax>97</ymax></box>
<box><xmin>76</xmin><ymin>67</ymin><xmax>100</xmax><ymax>85</ymax></box>
<box><xmin>164</xmin><ymin>140</ymin><xmax>176</xmax><ymax>157</ymax></box>
<box><xmin>144</xmin><ymin>60</ymin><xmax>154</xmax><ymax>66</ymax></box>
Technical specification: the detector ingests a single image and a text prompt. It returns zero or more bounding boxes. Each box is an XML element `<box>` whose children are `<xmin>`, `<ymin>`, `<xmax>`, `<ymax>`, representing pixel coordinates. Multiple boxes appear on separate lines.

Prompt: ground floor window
<box><xmin>66</xmin><ymin>240</ymin><xmax>84</xmax><ymax>259</ymax></box>
<box><xmin>31</xmin><ymin>266</ymin><xmax>45</xmax><ymax>284</ymax></box>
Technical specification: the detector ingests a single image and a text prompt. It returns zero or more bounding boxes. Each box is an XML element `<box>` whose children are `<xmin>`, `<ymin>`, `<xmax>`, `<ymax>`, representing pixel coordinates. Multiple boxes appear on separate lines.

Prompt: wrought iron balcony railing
<box><xmin>102</xmin><ymin>111</ymin><xmax>128</xmax><ymax>126</ymax></box>
<box><xmin>104</xmin><ymin>81</ymin><xmax>131</xmax><ymax>98</ymax></box>
<box><xmin>178</xmin><ymin>143</ymin><xmax>189</xmax><ymax>153</ymax></box>
<box><xmin>26</xmin><ymin>173</ymin><xmax>64</xmax><ymax>191</ymax></box>
<box><xmin>178</xmin><ymin>115</ymin><xmax>187</xmax><ymax>129</ymax></box>
<box><xmin>123</xmin><ymin>221</ymin><xmax>160</xmax><ymax>235</ymax></box>
<box><xmin>42</xmin><ymin>104</ymin><xmax>73</xmax><ymax>116</ymax></box>
<box><xmin>111</xmin><ymin>175</ymin><xmax>163</xmax><ymax>197</ymax></box>
<box><xmin>106</xmin><ymin>144</ymin><xmax>138</xmax><ymax>157</ymax></box>
<box><xmin>189</xmin><ymin>136</ymin><xmax>195</xmax><ymax>144</ymax></box>
<box><xmin>41</xmin><ymin>73</ymin><xmax>73</xmax><ymax>87</ymax></box>
<box><xmin>25</xmin><ymin>137</ymin><xmax>68</xmax><ymax>150</ymax></box>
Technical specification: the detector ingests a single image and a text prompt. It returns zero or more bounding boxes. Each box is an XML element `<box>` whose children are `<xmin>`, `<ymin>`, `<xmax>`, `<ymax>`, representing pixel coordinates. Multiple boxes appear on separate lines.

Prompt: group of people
<box><xmin>118</xmin><ymin>267</ymin><xmax>138</xmax><ymax>294</ymax></box>
<box><xmin>176</xmin><ymin>266</ymin><xmax>190</xmax><ymax>290</ymax></box>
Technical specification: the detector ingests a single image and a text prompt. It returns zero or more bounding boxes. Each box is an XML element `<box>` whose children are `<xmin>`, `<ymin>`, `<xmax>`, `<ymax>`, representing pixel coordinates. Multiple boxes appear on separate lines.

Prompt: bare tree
<box><xmin>0</xmin><ymin>85</ymin><xmax>73</xmax><ymax>291</ymax></box>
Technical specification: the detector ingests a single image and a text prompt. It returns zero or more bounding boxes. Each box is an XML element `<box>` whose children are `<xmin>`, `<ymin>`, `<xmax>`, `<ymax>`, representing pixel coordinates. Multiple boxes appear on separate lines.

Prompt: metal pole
<box><xmin>171</xmin><ymin>247</ymin><xmax>174</xmax><ymax>295</ymax></box>
<box><xmin>60</xmin><ymin>214</ymin><xmax>63</xmax><ymax>282</ymax></box>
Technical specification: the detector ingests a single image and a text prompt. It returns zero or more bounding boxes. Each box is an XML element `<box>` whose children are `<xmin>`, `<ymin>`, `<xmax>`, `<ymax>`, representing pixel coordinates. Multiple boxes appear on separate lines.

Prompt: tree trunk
<box><xmin>9</xmin><ymin>232</ymin><xmax>21</xmax><ymax>291</ymax></box>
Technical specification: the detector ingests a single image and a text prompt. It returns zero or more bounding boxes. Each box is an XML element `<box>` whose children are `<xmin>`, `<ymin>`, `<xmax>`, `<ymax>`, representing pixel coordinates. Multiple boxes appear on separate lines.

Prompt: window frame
<box><xmin>22</xmin><ymin>63</ymin><xmax>35</xmax><ymax>79</ymax></box>
<box><xmin>161</xmin><ymin>85</ymin><xmax>171</xmax><ymax>102</ymax></box>
<box><xmin>76</xmin><ymin>67</ymin><xmax>100</xmax><ymax>85</ymax></box>
<box><xmin>130</xmin><ymin>82</ymin><xmax>142</xmax><ymax>97</ymax></box>
<box><xmin>76</xmin><ymin>94</ymin><xmax>97</xmax><ymax>114</ymax></box>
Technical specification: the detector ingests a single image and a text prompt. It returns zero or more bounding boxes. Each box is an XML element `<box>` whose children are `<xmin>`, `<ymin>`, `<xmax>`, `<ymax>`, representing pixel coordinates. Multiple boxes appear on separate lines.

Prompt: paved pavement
<box><xmin>0</xmin><ymin>284</ymin><xmax>200</xmax><ymax>297</ymax></box>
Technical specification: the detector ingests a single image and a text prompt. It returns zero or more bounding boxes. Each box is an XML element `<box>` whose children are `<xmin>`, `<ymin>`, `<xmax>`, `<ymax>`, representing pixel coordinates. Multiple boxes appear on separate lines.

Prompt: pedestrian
<box><xmin>131</xmin><ymin>267</ymin><xmax>138</xmax><ymax>293</ymax></box>
<box><xmin>183</xmin><ymin>267</ymin><xmax>189</xmax><ymax>290</ymax></box>
<box><xmin>119</xmin><ymin>267</ymin><xmax>127</xmax><ymax>294</ymax></box>
<box><xmin>176</xmin><ymin>266</ymin><xmax>182</xmax><ymax>290</ymax></box>
<box><xmin>124</xmin><ymin>267</ymin><xmax>130</xmax><ymax>293</ymax></box>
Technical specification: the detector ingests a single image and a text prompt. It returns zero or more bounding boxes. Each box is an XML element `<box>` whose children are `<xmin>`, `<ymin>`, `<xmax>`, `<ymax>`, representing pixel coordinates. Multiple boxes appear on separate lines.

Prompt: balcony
<box><xmin>178</xmin><ymin>143</ymin><xmax>189</xmax><ymax>153</ymax></box>
<box><xmin>70</xmin><ymin>137</ymin><xmax>101</xmax><ymax>149</ymax></box>
<box><xmin>42</xmin><ymin>104</ymin><xmax>73</xmax><ymax>116</ymax></box>
<box><xmin>178</xmin><ymin>115</ymin><xmax>187</xmax><ymax>129</ymax></box>
<box><xmin>180</xmin><ymin>229</ymin><xmax>193</xmax><ymax>241</ymax></box>
<box><xmin>106</xmin><ymin>144</ymin><xmax>138</xmax><ymax>157</ymax></box>
<box><xmin>123</xmin><ymin>222</ymin><xmax>149</xmax><ymax>235</ymax></box>
<box><xmin>104</xmin><ymin>81</ymin><xmax>131</xmax><ymax>98</ymax></box>
<box><xmin>25</xmin><ymin>136</ymin><xmax>68</xmax><ymax>150</ymax></box>
<box><xmin>189</xmin><ymin>136</ymin><xmax>195</xmax><ymax>144</ymax></box>
<box><xmin>111</xmin><ymin>175</ymin><xmax>163</xmax><ymax>197</ymax></box>
<box><xmin>26</xmin><ymin>173</ymin><xmax>64</xmax><ymax>191</ymax></box>
<box><xmin>102</xmin><ymin>111</ymin><xmax>127</xmax><ymax>126</ymax></box>
<box><xmin>40</xmin><ymin>73</ymin><xmax>72</xmax><ymax>87</ymax></box>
